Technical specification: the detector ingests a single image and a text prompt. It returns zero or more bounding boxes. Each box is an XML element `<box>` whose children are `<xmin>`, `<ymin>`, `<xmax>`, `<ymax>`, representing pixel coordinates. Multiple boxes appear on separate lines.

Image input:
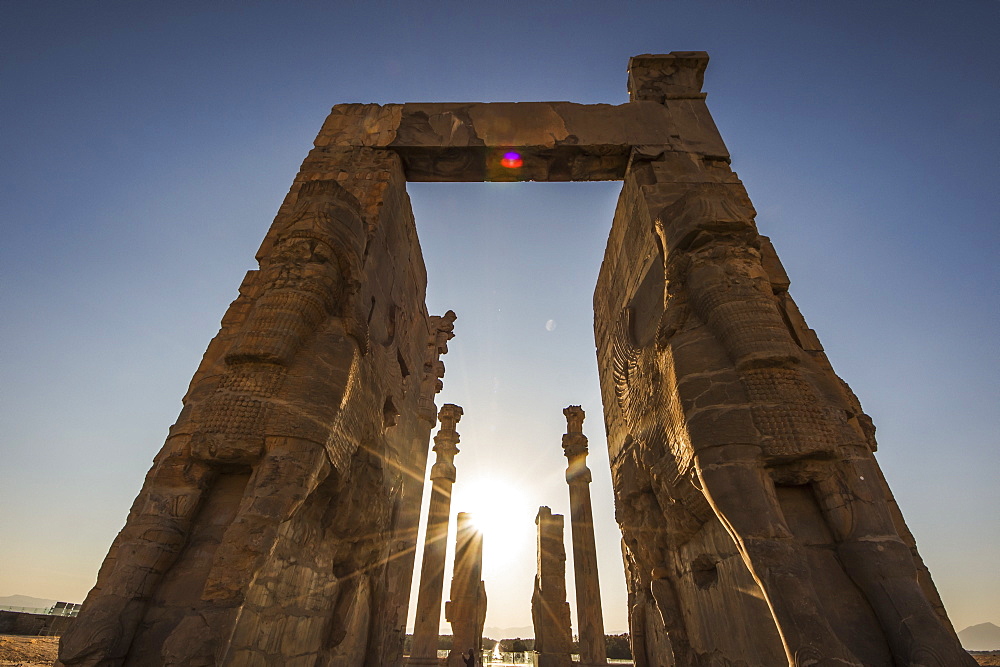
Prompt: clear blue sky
<box><xmin>1</xmin><ymin>0</ymin><xmax>997</xmax><ymax>637</ymax></box>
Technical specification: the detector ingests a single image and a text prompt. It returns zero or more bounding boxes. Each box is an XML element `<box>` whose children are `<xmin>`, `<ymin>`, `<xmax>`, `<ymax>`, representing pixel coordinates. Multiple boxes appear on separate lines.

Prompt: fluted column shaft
<box><xmin>409</xmin><ymin>404</ymin><xmax>463</xmax><ymax>666</ymax></box>
<box><xmin>563</xmin><ymin>406</ymin><xmax>607</xmax><ymax>665</ymax></box>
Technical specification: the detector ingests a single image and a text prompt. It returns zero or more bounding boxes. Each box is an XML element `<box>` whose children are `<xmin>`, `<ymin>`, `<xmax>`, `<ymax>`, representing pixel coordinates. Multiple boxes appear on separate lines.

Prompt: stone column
<box><xmin>56</xmin><ymin>153</ymin><xmax>435</xmax><ymax>666</ymax></box>
<box><xmin>562</xmin><ymin>406</ymin><xmax>607</xmax><ymax>665</ymax></box>
<box><xmin>531</xmin><ymin>506</ymin><xmax>572</xmax><ymax>667</ymax></box>
<box><xmin>380</xmin><ymin>311</ymin><xmax>457</xmax><ymax>663</ymax></box>
<box><xmin>446</xmin><ymin>512</ymin><xmax>486</xmax><ymax>667</ymax></box>
<box><xmin>408</xmin><ymin>403</ymin><xmax>464</xmax><ymax>666</ymax></box>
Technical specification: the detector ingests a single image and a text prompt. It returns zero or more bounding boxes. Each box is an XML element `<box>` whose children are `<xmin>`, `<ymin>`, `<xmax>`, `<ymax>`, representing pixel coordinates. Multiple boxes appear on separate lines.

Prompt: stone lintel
<box><xmin>314</xmin><ymin>97</ymin><xmax>728</xmax><ymax>182</ymax></box>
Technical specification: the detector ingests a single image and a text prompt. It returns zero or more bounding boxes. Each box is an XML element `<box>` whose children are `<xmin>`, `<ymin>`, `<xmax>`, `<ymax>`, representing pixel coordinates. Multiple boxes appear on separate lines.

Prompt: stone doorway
<box><xmin>57</xmin><ymin>52</ymin><xmax>974</xmax><ymax>667</ymax></box>
<box><xmin>403</xmin><ymin>180</ymin><xmax>626</xmax><ymax>653</ymax></box>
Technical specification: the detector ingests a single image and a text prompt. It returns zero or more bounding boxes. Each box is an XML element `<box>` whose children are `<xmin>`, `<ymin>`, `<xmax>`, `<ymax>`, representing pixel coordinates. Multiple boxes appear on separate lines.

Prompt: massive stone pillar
<box><xmin>446</xmin><ymin>512</ymin><xmax>486</xmax><ymax>667</ymax></box>
<box><xmin>595</xmin><ymin>52</ymin><xmax>976</xmax><ymax>666</ymax></box>
<box><xmin>408</xmin><ymin>403</ymin><xmax>464</xmax><ymax>666</ymax></box>
<box><xmin>561</xmin><ymin>406</ymin><xmax>607</xmax><ymax>666</ymax></box>
<box><xmin>59</xmin><ymin>145</ymin><xmax>445</xmax><ymax>666</ymax></box>
<box><xmin>531</xmin><ymin>507</ymin><xmax>572</xmax><ymax>667</ymax></box>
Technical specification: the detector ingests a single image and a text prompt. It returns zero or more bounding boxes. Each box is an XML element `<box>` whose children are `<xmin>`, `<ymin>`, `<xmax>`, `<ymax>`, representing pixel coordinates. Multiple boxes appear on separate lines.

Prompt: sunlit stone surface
<box><xmin>58</xmin><ymin>157</ymin><xmax>450</xmax><ymax>666</ymax></box>
<box><xmin>531</xmin><ymin>507</ymin><xmax>572</xmax><ymax>667</ymax></box>
<box><xmin>445</xmin><ymin>512</ymin><xmax>486</xmax><ymax>667</ymax></box>
<box><xmin>594</xmin><ymin>52</ymin><xmax>975</xmax><ymax>666</ymax></box>
<box><xmin>409</xmin><ymin>405</ymin><xmax>463</xmax><ymax>667</ymax></box>
<box><xmin>561</xmin><ymin>406</ymin><xmax>607</xmax><ymax>666</ymax></box>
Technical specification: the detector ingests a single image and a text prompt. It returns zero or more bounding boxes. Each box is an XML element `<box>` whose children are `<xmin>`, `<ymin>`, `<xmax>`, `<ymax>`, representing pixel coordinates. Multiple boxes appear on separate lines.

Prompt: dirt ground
<box><xmin>0</xmin><ymin>635</ymin><xmax>58</xmax><ymax>666</ymax></box>
<box><xmin>0</xmin><ymin>633</ymin><xmax>994</xmax><ymax>666</ymax></box>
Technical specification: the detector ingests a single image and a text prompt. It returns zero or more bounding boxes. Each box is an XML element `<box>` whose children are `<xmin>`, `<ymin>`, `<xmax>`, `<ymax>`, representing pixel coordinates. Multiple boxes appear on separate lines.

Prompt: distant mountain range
<box><xmin>959</xmin><ymin>622</ymin><xmax>1000</xmax><ymax>651</ymax></box>
<box><xmin>0</xmin><ymin>594</ymin><xmax>59</xmax><ymax>609</ymax></box>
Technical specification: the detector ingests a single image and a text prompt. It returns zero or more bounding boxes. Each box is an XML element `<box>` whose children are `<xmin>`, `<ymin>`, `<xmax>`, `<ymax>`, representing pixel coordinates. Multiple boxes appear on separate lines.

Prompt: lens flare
<box><xmin>500</xmin><ymin>151</ymin><xmax>523</xmax><ymax>169</ymax></box>
<box><xmin>451</xmin><ymin>476</ymin><xmax>531</xmax><ymax>571</ymax></box>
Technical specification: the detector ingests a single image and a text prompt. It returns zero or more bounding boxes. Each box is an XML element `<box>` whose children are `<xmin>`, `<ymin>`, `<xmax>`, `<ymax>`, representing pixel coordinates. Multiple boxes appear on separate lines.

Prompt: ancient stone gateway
<box><xmin>59</xmin><ymin>52</ymin><xmax>973</xmax><ymax>666</ymax></box>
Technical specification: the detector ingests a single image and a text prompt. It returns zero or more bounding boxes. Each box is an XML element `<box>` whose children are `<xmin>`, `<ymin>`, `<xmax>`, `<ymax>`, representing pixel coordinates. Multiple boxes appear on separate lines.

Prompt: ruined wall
<box><xmin>594</xmin><ymin>54</ymin><xmax>973</xmax><ymax>667</ymax></box>
<box><xmin>59</xmin><ymin>143</ymin><xmax>442</xmax><ymax>666</ymax></box>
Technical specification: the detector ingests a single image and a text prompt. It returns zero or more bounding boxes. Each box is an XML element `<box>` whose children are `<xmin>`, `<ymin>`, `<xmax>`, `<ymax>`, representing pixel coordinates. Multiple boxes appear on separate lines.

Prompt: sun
<box><xmin>451</xmin><ymin>476</ymin><xmax>532</xmax><ymax>569</ymax></box>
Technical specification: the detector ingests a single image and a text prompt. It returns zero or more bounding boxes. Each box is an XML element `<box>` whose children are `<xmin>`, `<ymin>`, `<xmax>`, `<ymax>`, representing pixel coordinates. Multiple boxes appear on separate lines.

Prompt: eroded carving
<box><xmin>61</xmin><ymin>164</ymin><xmax>441</xmax><ymax>667</ymax></box>
<box><xmin>598</xmin><ymin>176</ymin><xmax>975</xmax><ymax>665</ymax></box>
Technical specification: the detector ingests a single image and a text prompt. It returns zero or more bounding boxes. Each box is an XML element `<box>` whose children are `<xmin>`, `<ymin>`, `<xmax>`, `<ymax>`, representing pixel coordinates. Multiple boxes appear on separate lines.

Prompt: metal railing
<box><xmin>0</xmin><ymin>603</ymin><xmax>81</xmax><ymax>617</ymax></box>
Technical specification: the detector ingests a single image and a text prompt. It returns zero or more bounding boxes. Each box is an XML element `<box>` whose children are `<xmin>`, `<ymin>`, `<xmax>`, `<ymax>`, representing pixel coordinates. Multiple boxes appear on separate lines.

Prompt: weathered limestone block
<box><xmin>595</xmin><ymin>53</ymin><xmax>974</xmax><ymax>667</ymax></box>
<box><xmin>531</xmin><ymin>507</ymin><xmax>572</xmax><ymax>667</ymax></box>
<box><xmin>445</xmin><ymin>513</ymin><xmax>486</xmax><ymax>667</ymax></box>
<box><xmin>408</xmin><ymin>404</ymin><xmax>464</xmax><ymax>667</ymax></box>
<box><xmin>60</xmin><ymin>147</ymin><xmax>444</xmax><ymax>667</ymax></box>
<box><xmin>561</xmin><ymin>407</ymin><xmax>606</xmax><ymax>666</ymax></box>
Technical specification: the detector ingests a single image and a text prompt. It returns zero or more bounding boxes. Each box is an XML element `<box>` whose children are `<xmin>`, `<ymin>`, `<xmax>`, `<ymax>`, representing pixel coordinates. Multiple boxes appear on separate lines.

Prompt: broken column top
<box><xmin>536</xmin><ymin>506</ymin><xmax>560</xmax><ymax>524</ymax></box>
<box><xmin>562</xmin><ymin>406</ymin><xmax>590</xmax><ymax>463</ymax></box>
<box><xmin>437</xmin><ymin>403</ymin><xmax>463</xmax><ymax>431</ymax></box>
<box><xmin>563</xmin><ymin>405</ymin><xmax>585</xmax><ymax>433</ymax></box>
<box><xmin>431</xmin><ymin>404</ymin><xmax>463</xmax><ymax>481</ymax></box>
<box><xmin>311</xmin><ymin>52</ymin><xmax>727</xmax><ymax>182</ymax></box>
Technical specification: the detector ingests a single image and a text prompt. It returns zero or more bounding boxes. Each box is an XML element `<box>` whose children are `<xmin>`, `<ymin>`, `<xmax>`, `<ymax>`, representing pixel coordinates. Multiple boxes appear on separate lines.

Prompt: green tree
<box><xmin>605</xmin><ymin>633</ymin><xmax>632</xmax><ymax>659</ymax></box>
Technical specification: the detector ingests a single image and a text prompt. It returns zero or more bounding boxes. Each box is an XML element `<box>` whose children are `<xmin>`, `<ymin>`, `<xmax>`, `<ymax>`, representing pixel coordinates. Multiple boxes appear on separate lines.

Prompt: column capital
<box><xmin>562</xmin><ymin>406</ymin><xmax>591</xmax><ymax>484</ymax></box>
<box><xmin>563</xmin><ymin>405</ymin><xmax>585</xmax><ymax>433</ymax></box>
<box><xmin>438</xmin><ymin>403</ymin><xmax>463</xmax><ymax>430</ymax></box>
<box><xmin>431</xmin><ymin>404</ymin><xmax>463</xmax><ymax>482</ymax></box>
